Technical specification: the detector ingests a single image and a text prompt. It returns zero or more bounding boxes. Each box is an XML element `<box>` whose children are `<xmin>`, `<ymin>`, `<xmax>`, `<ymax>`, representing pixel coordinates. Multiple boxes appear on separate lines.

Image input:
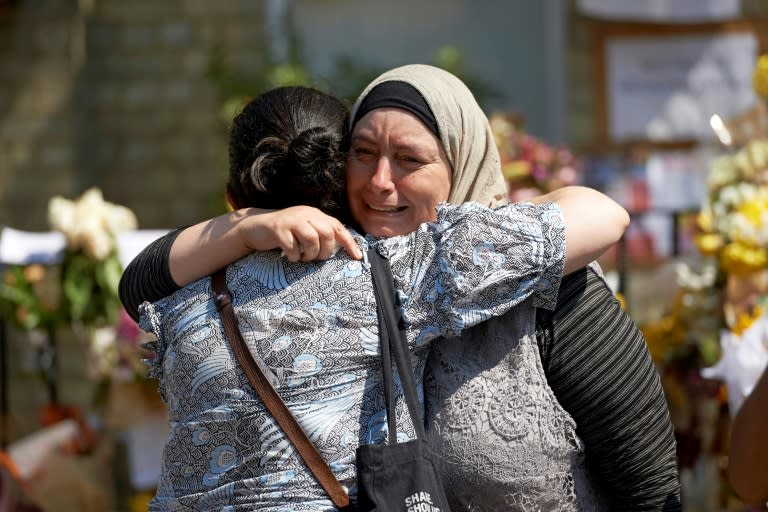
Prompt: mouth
<box><xmin>367</xmin><ymin>204</ymin><xmax>407</xmax><ymax>213</ymax></box>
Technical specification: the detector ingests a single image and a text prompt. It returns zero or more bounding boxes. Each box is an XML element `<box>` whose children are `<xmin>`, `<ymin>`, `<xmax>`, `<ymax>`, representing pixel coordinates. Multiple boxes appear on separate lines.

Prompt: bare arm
<box><xmin>729</xmin><ymin>366</ymin><xmax>768</xmax><ymax>506</ymax></box>
<box><xmin>168</xmin><ymin>206</ymin><xmax>362</xmax><ymax>286</ymax></box>
<box><xmin>527</xmin><ymin>186</ymin><xmax>629</xmax><ymax>275</ymax></box>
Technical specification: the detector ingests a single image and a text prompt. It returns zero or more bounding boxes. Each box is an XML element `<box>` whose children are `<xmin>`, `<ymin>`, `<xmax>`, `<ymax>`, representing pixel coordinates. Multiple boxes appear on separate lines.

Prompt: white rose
<box><xmin>103</xmin><ymin>203</ymin><xmax>138</xmax><ymax>234</ymax></box>
<box><xmin>77</xmin><ymin>215</ymin><xmax>113</xmax><ymax>260</ymax></box>
<box><xmin>77</xmin><ymin>188</ymin><xmax>105</xmax><ymax>211</ymax></box>
<box><xmin>75</xmin><ymin>188</ymin><xmax>109</xmax><ymax>227</ymax></box>
<box><xmin>47</xmin><ymin>196</ymin><xmax>76</xmax><ymax>238</ymax></box>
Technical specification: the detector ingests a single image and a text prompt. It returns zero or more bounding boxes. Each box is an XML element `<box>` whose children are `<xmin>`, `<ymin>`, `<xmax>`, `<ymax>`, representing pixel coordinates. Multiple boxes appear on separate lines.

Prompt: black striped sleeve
<box><xmin>536</xmin><ymin>266</ymin><xmax>682</xmax><ymax>511</ymax></box>
<box><xmin>118</xmin><ymin>227</ymin><xmax>186</xmax><ymax>322</ymax></box>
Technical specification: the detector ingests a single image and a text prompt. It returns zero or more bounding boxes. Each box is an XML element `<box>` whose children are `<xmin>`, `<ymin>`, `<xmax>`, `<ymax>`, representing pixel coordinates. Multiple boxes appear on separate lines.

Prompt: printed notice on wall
<box><xmin>607</xmin><ymin>31</ymin><xmax>757</xmax><ymax>142</ymax></box>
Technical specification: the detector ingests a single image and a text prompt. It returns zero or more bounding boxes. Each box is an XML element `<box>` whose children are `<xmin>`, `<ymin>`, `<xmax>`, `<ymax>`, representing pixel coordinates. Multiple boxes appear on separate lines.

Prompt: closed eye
<box><xmin>351</xmin><ymin>146</ymin><xmax>376</xmax><ymax>160</ymax></box>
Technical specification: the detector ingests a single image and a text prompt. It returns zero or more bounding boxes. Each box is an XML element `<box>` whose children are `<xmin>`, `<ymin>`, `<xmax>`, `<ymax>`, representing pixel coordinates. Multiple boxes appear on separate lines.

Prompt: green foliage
<box><xmin>433</xmin><ymin>45</ymin><xmax>501</xmax><ymax>105</ymax></box>
<box><xmin>0</xmin><ymin>266</ymin><xmax>63</xmax><ymax>330</ymax></box>
<box><xmin>60</xmin><ymin>249</ymin><xmax>122</xmax><ymax>327</ymax></box>
<box><xmin>207</xmin><ymin>44</ymin><xmax>498</xmax><ymax>122</ymax></box>
<box><xmin>0</xmin><ymin>249</ymin><xmax>123</xmax><ymax>332</ymax></box>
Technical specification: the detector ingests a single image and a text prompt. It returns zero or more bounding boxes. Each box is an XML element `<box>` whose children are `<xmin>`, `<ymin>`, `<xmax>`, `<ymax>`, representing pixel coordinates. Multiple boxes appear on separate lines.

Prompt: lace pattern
<box><xmin>425</xmin><ymin>302</ymin><xmax>607</xmax><ymax>511</ymax></box>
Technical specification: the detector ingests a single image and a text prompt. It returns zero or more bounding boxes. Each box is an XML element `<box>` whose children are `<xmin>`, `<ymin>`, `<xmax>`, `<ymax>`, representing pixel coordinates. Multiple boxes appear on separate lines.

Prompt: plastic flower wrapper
<box><xmin>701</xmin><ymin>308</ymin><xmax>768</xmax><ymax>415</ymax></box>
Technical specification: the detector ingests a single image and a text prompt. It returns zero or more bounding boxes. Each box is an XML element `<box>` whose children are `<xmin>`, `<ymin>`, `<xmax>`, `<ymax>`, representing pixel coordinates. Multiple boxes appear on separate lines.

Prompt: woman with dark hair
<box><xmin>130</xmin><ymin>84</ymin><xmax>628</xmax><ymax>511</ymax></box>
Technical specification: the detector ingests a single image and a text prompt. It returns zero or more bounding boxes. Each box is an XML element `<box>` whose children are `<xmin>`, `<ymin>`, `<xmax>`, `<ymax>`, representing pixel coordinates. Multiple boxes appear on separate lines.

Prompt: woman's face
<box><xmin>346</xmin><ymin>108</ymin><xmax>452</xmax><ymax>238</ymax></box>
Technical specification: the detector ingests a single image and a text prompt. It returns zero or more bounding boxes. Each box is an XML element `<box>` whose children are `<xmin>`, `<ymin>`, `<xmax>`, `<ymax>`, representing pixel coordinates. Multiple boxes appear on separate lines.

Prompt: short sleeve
<box><xmin>378</xmin><ymin>201</ymin><xmax>565</xmax><ymax>345</ymax></box>
<box><xmin>119</xmin><ymin>227</ymin><xmax>186</xmax><ymax>322</ymax></box>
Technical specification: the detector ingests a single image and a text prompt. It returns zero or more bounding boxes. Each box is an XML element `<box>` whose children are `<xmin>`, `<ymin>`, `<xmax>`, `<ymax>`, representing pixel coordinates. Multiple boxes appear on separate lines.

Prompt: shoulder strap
<box><xmin>211</xmin><ymin>268</ymin><xmax>350</xmax><ymax>510</ymax></box>
<box><xmin>368</xmin><ymin>247</ymin><xmax>427</xmax><ymax>440</ymax></box>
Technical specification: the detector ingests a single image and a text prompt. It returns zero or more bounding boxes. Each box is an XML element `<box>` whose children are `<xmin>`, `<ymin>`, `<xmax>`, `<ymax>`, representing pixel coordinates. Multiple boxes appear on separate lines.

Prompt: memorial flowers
<box><xmin>489</xmin><ymin>111</ymin><xmax>581</xmax><ymax>202</ymax></box>
<box><xmin>0</xmin><ymin>188</ymin><xmax>138</xmax><ymax>380</ymax></box>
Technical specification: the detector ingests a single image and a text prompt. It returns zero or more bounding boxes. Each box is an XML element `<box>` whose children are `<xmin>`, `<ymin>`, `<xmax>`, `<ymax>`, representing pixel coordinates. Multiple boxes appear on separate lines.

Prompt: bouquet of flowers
<box><xmin>48</xmin><ymin>188</ymin><xmax>137</xmax><ymax>326</ymax></box>
<box><xmin>691</xmin><ymin>54</ymin><xmax>768</xmax><ymax>421</ymax></box>
<box><xmin>0</xmin><ymin>188</ymin><xmax>139</xmax><ymax>381</ymax></box>
<box><xmin>694</xmin><ymin>138</ymin><xmax>768</xmax><ymax>276</ymax></box>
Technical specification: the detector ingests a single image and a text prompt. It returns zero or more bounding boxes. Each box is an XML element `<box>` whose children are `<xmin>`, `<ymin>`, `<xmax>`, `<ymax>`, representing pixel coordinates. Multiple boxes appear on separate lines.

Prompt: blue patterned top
<box><xmin>139</xmin><ymin>201</ymin><xmax>565</xmax><ymax>511</ymax></box>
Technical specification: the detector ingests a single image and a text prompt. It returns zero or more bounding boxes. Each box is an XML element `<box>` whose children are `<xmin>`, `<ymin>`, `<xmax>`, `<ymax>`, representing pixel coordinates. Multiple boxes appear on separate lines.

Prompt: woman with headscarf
<box><xmin>347</xmin><ymin>65</ymin><xmax>681</xmax><ymax>511</ymax></box>
<box><xmin>120</xmin><ymin>65</ymin><xmax>677</xmax><ymax>510</ymax></box>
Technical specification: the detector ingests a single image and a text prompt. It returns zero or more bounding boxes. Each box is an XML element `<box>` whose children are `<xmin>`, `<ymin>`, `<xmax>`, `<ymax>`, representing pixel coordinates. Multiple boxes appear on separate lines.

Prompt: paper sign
<box><xmin>0</xmin><ymin>228</ymin><xmax>170</xmax><ymax>268</ymax></box>
<box><xmin>607</xmin><ymin>31</ymin><xmax>758</xmax><ymax>142</ymax></box>
<box><xmin>0</xmin><ymin>227</ymin><xmax>66</xmax><ymax>265</ymax></box>
<box><xmin>115</xmin><ymin>230</ymin><xmax>170</xmax><ymax>269</ymax></box>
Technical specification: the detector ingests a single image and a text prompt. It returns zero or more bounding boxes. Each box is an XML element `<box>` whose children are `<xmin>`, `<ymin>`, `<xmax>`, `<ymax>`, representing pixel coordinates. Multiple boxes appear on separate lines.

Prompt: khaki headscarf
<box><xmin>351</xmin><ymin>64</ymin><xmax>508</xmax><ymax>207</ymax></box>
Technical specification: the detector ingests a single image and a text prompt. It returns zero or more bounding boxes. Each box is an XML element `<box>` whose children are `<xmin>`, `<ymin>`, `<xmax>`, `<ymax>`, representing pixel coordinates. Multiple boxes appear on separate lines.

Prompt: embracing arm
<box><xmin>167</xmin><ymin>206</ymin><xmax>361</xmax><ymax>285</ymax></box>
<box><xmin>729</xmin><ymin>366</ymin><xmax>768</xmax><ymax>506</ymax></box>
<box><xmin>536</xmin><ymin>266</ymin><xmax>681</xmax><ymax>511</ymax></box>
<box><xmin>117</xmin><ymin>206</ymin><xmax>361</xmax><ymax>321</ymax></box>
<box><xmin>526</xmin><ymin>186</ymin><xmax>629</xmax><ymax>275</ymax></box>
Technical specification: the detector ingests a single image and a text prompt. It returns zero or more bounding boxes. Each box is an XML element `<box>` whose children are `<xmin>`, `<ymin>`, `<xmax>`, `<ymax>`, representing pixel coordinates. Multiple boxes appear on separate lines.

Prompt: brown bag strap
<box><xmin>211</xmin><ymin>268</ymin><xmax>350</xmax><ymax>510</ymax></box>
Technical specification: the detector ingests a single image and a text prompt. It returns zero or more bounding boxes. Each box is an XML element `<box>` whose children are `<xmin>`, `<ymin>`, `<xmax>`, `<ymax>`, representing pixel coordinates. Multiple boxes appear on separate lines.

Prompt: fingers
<box><xmin>334</xmin><ymin>224</ymin><xmax>362</xmax><ymax>260</ymax></box>
<box><xmin>280</xmin><ymin>232</ymin><xmax>304</xmax><ymax>262</ymax></box>
<box><xmin>306</xmin><ymin>219</ymin><xmax>362</xmax><ymax>261</ymax></box>
<box><xmin>265</xmin><ymin>206</ymin><xmax>362</xmax><ymax>262</ymax></box>
<box><xmin>292</xmin><ymin>220</ymin><xmax>322</xmax><ymax>262</ymax></box>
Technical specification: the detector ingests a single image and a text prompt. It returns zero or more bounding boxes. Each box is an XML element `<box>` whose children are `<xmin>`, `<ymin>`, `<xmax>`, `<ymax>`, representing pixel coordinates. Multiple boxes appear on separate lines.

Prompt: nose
<box><xmin>369</xmin><ymin>157</ymin><xmax>396</xmax><ymax>193</ymax></box>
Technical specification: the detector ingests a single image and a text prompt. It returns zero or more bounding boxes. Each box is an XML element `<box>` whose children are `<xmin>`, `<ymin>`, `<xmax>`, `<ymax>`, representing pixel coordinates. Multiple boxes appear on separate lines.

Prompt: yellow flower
<box><xmin>614</xmin><ymin>292</ymin><xmax>627</xmax><ymax>311</ymax></box>
<box><xmin>22</xmin><ymin>264</ymin><xmax>46</xmax><ymax>283</ymax></box>
<box><xmin>736</xmin><ymin>197</ymin><xmax>768</xmax><ymax>228</ymax></box>
<box><xmin>754</xmin><ymin>54</ymin><xmax>768</xmax><ymax>97</ymax></box>
<box><xmin>694</xmin><ymin>232</ymin><xmax>723</xmax><ymax>255</ymax></box>
<box><xmin>697</xmin><ymin>210</ymin><xmax>714</xmax><ymax>232</ymax></box>
<box><xmin>731</xmin><ymin>305</ymin><xmax>764</xmax><ymax>336</ymax></box>
<box><xmin>128</xmin><ymin>491</ymin><xmax>154</xmax><ymax>512</ymax></box>
<box><xmin>721</xmin><ymin>242</ymin><xmax>768</xmax><ymax>275</ymax></box>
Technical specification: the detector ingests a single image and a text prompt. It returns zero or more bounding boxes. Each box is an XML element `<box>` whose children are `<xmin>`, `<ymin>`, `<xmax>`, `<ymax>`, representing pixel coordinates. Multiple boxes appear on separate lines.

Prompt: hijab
<box><xmin>351</xmin><ymin>64</ymin><xmax>508</xmax><ymax>207</ymax></box>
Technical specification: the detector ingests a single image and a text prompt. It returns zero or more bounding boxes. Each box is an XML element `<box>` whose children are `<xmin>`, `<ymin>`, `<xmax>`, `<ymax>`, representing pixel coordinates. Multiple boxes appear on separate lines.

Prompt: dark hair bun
<box><xmin>287</xmin><ymin>127</ymin><xmax>342</xmax><ymax>188</ymax></box>
<box><xmin>226</xmin><ymin>86</ymin><xmax>351</xmax><ymax>221</ymax></box>
<box><xmin>247</xmin><ymin>136</ymin><xmax>289</xmax><ymax>194</ymax></box>
<box><xmin>285</xmin><ymin>127</ymin><xmax>348</xmax><ymax>219</ymax></box>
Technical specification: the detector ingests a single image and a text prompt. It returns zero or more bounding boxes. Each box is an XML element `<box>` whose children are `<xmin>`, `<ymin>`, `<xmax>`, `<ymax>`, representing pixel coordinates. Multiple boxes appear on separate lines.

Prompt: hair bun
<box><xmin>287</xmin><ymin>127</ymin><xmax>344</xmax><ymax>189</ymax></box>
<box><xmin>288</xmin><ymin>127</ymin><xmax>336</xmax><ymax>166</ymax></box>
<box><xmin>248</xmin><ymin>136</ymin><xmax>289</xmax><ymax>193</ymax></box>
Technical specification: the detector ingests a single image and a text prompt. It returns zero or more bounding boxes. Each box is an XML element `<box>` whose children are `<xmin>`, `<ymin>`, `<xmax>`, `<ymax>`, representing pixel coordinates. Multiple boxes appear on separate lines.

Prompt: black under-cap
<box><xmin>352</xmin><ymin>81</ymin><xmax>440</xmax><ymax>138</ymax></box>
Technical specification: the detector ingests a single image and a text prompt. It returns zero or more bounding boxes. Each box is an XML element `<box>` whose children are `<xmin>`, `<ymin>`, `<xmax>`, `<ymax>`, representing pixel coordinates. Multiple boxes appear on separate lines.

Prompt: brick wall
<box><xmin>0</xmin><ymin>0</ymin><xmax>270</xmax><ymax>442</ymax></box>
<box><xmin>0</xmin><ymin>0</ymin><xmax>269</xmax><ymax>232</ymax></box>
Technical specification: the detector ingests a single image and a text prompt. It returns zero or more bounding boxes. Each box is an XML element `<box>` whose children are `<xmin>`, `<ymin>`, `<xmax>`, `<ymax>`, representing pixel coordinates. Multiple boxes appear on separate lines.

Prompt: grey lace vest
<box><xmin>424</xmin><ymin>299</ymin><xmax>607</xmax><ymax>511</ymax></box>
